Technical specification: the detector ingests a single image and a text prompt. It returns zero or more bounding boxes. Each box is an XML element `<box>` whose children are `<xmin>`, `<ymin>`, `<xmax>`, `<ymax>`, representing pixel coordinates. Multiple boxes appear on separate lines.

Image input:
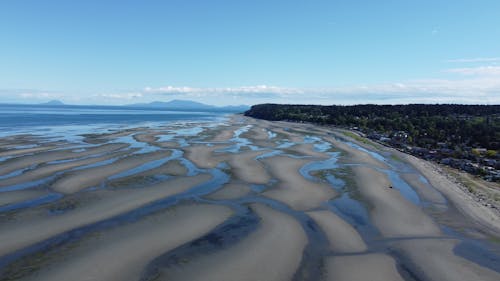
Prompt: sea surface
<box><xmin>0</xmin><ymin>104</ymin><xmax>230</xmax><ymax>138</ymax></box>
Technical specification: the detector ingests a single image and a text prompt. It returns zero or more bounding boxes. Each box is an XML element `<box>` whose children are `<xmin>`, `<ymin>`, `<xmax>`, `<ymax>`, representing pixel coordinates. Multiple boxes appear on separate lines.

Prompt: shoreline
<box><xmin>399</xmin><ymin>151</ymin><xmax>500</xmax><ymax>234</ymax></box>
<box><xmin>327</xmin><ymin>126</ymin><xmax>500</xmax><ymax>235</ymax></box>
<box><xmin>0</xmin><ymin>114</ymin><xmax>499</xmax><ymax>281</ymax></box>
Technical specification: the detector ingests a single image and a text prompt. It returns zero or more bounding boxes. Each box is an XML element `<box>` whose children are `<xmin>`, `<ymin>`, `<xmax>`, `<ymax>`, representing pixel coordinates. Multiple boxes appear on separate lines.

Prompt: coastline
<box><xmin>399</xmin><ymin>151</ymin><xmax>500</xmax><ymax>234</ymax></box>
<box><xmin>0</xmin><ymin>114</ymin><xmax>499</xmax><ymax>281</ymax></box>
<box><xmin>328</xmin><ymin>127</ymin><xmax>500</xmax><ymax>235</ymax></box>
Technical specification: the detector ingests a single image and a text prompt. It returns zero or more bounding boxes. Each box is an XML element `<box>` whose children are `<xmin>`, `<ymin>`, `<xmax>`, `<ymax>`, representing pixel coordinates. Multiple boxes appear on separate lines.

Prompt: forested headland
<box><xmin>245</xmin><ymin>104</ymin><xmax>500</xmax><ymax>180</ymax></box>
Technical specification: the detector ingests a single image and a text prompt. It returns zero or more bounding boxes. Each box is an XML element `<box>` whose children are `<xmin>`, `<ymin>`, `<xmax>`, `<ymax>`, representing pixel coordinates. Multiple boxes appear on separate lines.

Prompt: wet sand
<box><xmin>0</xmin><ymin>190</ymin><xmax>45</xmax><ymax>207</ymax></box>
<box><xmin>325</xmin><ymin>253</ymin><xmax>404</xmax><ymax>281</ymax></box>
<box><xmin>183</xmin><ymin>144</ymin><xmax>226</xmax><ymax>169</ymax></box>
<box><xmin>163</xmin><ymin>204</ymin><xmax>307</xmax><ymax>281</ymax></box>
<box><xmin>401</xmin><ymin>173</ymin><xmax>448</xmax><ymax>207</ymax></box>
<box><xmin>52</xmin><ymin>151</ymin><xmax>172</xmax><ymax>194</ymax></box>
<box><xmin>0</xmin><ymin>145</ymin><xmax>58</xmax><ymax>158</ymax></box>
<box><xmin>262</xmin><ymin>156</ymin><xmax>336</xmax><ymax>210</ymax></box>
<box><xmin>210</xmin><ymin>126</ymin><xmax>236</xmax><ymax>141</ymax></box>
<box><xmin>335</xmin><ymin>129</ymin><xmax>500</xmax><ymax>234</ymax></box>
<box><xmin>353</xmin><ymin>165</ymin><xmax>442</xmax><ymax>237</ymax></box>
<box><xmin>227</xmin><ymin>150</ymin><xmax>271</xmax><ymax>184</ymax></box>
<box><xmin>307</xmin><ymin>210</ymin><xmax>367</xmax><ymax>253</ymax></box>
<box><xmin>207</xmin><ymin>183</ymin><xmax>251</xmax><ymax>200</ymax></box>
<box><xmin>27</xmin><ymin>204</ymin><xmax>232</xmax><ymax>281</ymax></box>
<box><xmin>325</xmin><ymin>135</ymin><xmax>389</xmax><ymax>169</ymax></box>
<box><xmin>0</xmin><ymin>115</ymin><xmax>499</xmax><ymax>281</ymax></box>
<box><xmin>0</xmin><ymin>143</ymin><xmax>128</xmax><ymax>175</ymax></box>
<box><xmin>133</xmin><ymin>132</ymin><xmax>159</xmax><ymax>144</ymax></box>
<box><xmin>400</xmin><ymin>152</ymin><xmax>500</xmax><ymax>234</ymax></box>
<box><xmin>0</xmin><ymin>175</ymin><xmax>210</xmax><ymax>256</ymax></box>
<box><xmin>0</xmin><ymin>150</ymin><xmax>129</xmax><ymax>188</ymax></box>
<box><xmin>393</xmin><ymin>239</ymin><xmax>500</xmax><ymax>281</ymax></box>
<box><xmin>287</xmin><ymin>143</ymin><xmax>329</xmax><ymax>158</ymax></box>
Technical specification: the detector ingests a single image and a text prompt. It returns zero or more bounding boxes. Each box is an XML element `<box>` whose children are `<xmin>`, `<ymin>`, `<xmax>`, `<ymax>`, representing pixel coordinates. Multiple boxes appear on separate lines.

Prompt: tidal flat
<box><xmin>0</xmin><ymin>115</ymin><xmax>499</xmax><ymax>281</ymax></box>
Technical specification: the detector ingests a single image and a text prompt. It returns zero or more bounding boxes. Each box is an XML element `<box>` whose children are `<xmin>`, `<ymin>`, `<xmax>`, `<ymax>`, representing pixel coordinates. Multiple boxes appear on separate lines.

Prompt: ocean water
<box><xmin>0</xmin><ymin>104</ymin><xmax>229</xmax><ymax>138</ymax></box>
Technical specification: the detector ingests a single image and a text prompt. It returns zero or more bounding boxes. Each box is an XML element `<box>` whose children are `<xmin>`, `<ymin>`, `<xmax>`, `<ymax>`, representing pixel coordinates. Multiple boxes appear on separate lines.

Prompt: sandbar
<box><xmin>0</xmin><ymin>174</ymin><xmax>210</xmax><ymax>256</ymax></box>
<box><xmin>51</xmin><ymin>150</ymin><xmax>171</xmax><ymax>194</ymax></box>
<box><xmin>26</xmin><ymin>204</ymin><xmax>232</xmax><ymax>281</ymax></box>
<box><xmin>262</xmin><ymin>156</ymin><xmax>336</xmax><ymax>210</ymax></box>
<box><xmin>163</xmin><ymin>203</ymin><xmax>307</xmax><ymax>281</ymax></box>
<box><xmin>325</xmin><ymin>253</ymin><xmax>404</xmax><ymax>281</ymax></box>
<box><xmin>352</xmin><ymin>165</ymin><xmax>441</xmax><ymax>237</ymax></box>
<box><xmin>307</xmin><ymin>210</ymin><xmax>367</xmax><ymax>253</ymax></box>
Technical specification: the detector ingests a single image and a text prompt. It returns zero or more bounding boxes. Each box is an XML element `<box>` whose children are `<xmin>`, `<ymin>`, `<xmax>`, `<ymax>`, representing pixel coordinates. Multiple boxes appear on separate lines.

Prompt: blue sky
<box><xmin>1</xmin><ymin>0</ymin><xmax>499</xmax><ymax>105</ymax></box>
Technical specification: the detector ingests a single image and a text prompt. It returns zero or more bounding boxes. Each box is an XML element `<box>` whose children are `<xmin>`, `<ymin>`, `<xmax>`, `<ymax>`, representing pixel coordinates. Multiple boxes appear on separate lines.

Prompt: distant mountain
<box><xmin>40</xmin><ymin>100</ymin><xmax>65</xmax><ymax>106</ymax></box>
<box><xmin>128</xmin><ymin>99</ymin><xmax>249</xmax><ymax>112</ymax></box>
<box><xmin>129</xmin><ymin>100</ymin><xmax>214</xmax><ymax>109</ymax></box>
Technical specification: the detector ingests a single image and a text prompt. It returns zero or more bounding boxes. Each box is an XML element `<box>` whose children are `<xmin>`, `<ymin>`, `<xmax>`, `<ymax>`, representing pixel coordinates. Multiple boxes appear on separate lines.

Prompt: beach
<box><xmin>0</xmin><ymin>114</ymin><xmax>499</xmax><ymax>281</ymax></box>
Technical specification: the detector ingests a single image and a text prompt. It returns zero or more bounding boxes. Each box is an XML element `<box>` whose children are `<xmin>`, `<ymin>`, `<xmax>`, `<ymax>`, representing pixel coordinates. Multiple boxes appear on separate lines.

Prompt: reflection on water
<box><xmin>1</xmin><ymin>114</ymin><xmax>500</xmax><ymax>281</ymax></box>
<box><xmin>108</xmin><ymin>150</ymin><xmax>183</xmax><ymax>180</ymax></box>
<box><xmin>111</xmin><ymin>134</ymin><xmax>161</xmax><ymax>154</ymax></box>
<box><xmin>297</xmin><ymin>149</ymin><xmax>379</xmax><ymax>240</ymax></box>
<box><xmin>378</xmin><ymin>168</ymin><xmax>421</xmax><ymax>205</ymax></box>
<box><xmin>0</xmin><ymin>193</ymin><xmax>63</xmax><ymax>213</ymax></box>
<box><xmin>0</xmin><ymin>104</ymin><xmax>228</xmax><ymax>140</ymax></box>
<box><xmin>218</xmin><ymin>125</ymin><xmax>260</xmax><ymax>153</ymax></box>
<box><xmin>299</xmin><ymin>152</ymin><xmax>340</xmax><ymax>181</ymax></box>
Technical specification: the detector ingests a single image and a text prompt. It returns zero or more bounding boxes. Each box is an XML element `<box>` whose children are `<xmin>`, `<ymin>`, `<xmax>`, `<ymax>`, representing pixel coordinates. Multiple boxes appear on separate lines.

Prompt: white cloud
<box><xmin>143</xmin><ymin>85</ymin><xmax>302</xmax><ymax>98</ymax></box>
<box><xmin>19</xmin><ymin>92</ymin><xmax>59</xmax><ymax>99</ymax></box>
<box><xmin>444</xmin><ymin>66</ymin><xmax>500</xmax><ymax>76</ymax></box>
<box><xmin>446</xmin><ymin>57</ymin><xmax>500</xmax><ymax>63</ymax></box>
<box><xmin>97</xmin><ymin>92</ymin><xmax>143</xmax><ymax>99</ymax></box>
<box><xmin>294</xmin><ymin>77</ymin><xmax>498</xmax><ymax>104</ymax></box>
<box><xmin>0</xmin><ymin>89</ymin><xmax>63</xmax><ymax>101</ymax></box>
<box><xmin>139</xmin><ymin>76</ymin><xmax>500</xmax><ymax>105</ymax></box>
<box><xmin>3</xmin><ymin>66</ymin><xmax>500</xmax><ymax>106</ymax></box>
<box><xmin>144</xmin><ymin>86</ymin><xmax>197</xmax><ymax>95</ymax></box>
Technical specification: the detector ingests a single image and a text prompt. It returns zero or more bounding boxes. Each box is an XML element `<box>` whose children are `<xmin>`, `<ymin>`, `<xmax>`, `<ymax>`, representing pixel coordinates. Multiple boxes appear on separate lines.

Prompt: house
<box><xmin>436</xmin><ymin>142</ymin><xmax>448</xmax><ymax>148</ymax></box>
<box><xmin>441</xmin><ymin>158</ymin><xmax>452</xmax><ymax>165</ymax></box>
<box><xmin>411</xmin><ymin>147</ymin><xmax>429</xmax><ymax>156</ymax></box>
<box><xmin>439</xmin><ymin>148</ymin><xmax>454</xmax><ymax>156</ymax></box>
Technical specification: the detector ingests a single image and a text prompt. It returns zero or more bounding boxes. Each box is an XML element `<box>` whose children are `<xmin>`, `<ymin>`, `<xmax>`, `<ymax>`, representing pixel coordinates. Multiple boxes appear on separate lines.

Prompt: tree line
<box><xmin>244</xmin><ymin>104</ymin><xmax>500</xmax><ymax>150</ymax></box>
